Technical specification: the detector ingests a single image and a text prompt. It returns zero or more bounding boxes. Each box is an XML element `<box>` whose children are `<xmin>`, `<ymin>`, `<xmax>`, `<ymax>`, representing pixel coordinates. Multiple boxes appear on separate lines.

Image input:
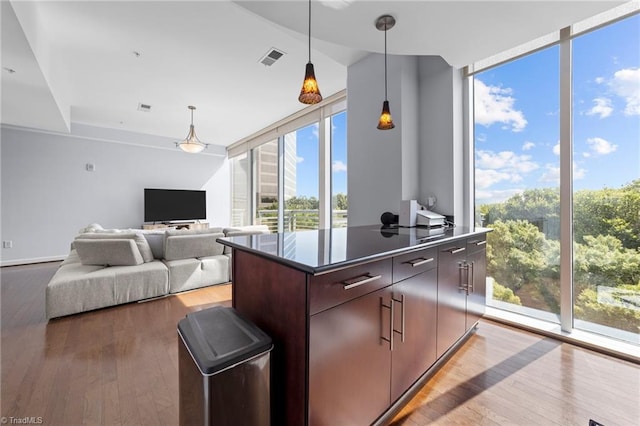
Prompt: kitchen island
<box><xmin>219</xmin><ymin>224</ymin><xmax>490</xmax><ymax>425</ymax></box>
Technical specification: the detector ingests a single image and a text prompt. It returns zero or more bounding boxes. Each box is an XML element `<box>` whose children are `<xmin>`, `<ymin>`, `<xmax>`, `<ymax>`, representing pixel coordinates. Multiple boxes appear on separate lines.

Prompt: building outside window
<box><xmin>228</xmin><ymin>93</ymin><xmax>347</xmax><ymax>232</ymax></box>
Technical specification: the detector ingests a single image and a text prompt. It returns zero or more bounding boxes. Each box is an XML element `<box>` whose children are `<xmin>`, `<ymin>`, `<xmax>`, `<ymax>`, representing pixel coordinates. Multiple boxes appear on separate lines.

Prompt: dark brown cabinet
<box><xmin>436</xmin><ymin>237</ymin><xmax>488</xmax><ymax>358</ymax></box>
<box><xmin>225</xmin><ymin>227</ymin><xmax>489</xmax><ymax>425</ymax></box>
<box><xmin>390</xmin><ymin>267</ymin><xmax>438</xmax><ymax>401</ymax></box>
<box><xmin>436</xmin><ymin>242</ymin><xmax>468</xmax><ymax>358</ymax></box>
<box><xmin>309</xmin><ymin>287</ymin><xmax>392</xmax><ymax>425</ymax></box>
<box><xmin>466</xmin><ymin>237</ymin><xmax>487</xmax><ymax>330</ymax></box>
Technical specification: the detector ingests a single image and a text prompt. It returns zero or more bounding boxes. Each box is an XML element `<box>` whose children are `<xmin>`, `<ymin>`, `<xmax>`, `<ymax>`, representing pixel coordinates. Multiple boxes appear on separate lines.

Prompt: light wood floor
<box><xmin>2</xmin><ymin>262</ymin><xmax>639</xmax><ymax>425</ymax></box>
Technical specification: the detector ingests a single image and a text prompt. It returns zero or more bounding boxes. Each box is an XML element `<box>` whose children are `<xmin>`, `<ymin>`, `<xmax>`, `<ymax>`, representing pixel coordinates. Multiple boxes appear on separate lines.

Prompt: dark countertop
<box><xmin>218</xmin><ymin>224</ymin><xmax>490</xmax><ymax>275</ymax></box>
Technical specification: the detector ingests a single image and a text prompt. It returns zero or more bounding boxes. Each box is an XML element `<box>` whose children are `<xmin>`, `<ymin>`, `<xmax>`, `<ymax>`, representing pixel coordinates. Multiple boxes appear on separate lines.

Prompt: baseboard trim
<box><xmin>1</xmin><ymin>255</ymin><xmax>66</xmax><ymax>267</ymax></box>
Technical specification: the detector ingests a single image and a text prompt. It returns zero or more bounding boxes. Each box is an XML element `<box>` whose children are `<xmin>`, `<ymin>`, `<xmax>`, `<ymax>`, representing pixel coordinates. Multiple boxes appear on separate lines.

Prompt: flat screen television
<box><xmin>144</xmin><ymin>188</ymin><xmax>206</xmax><ymax>223</ymax></box>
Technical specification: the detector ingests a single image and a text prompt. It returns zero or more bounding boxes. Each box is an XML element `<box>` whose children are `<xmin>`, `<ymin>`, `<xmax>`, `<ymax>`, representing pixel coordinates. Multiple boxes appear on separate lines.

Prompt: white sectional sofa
<box><xmin>45</xmin><ymin>224</ymin><xmax>269</xmax><ymax>319</ymax></box>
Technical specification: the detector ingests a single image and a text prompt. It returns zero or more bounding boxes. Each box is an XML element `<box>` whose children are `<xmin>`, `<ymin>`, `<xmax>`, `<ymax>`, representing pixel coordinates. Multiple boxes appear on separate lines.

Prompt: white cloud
<box><xmin>539</xmin><ymin>162</ymin><xmax>586</xmax><ymax>183</ymax></box>
<box><xmin>296</xmin><ymin>156</ymin><xmax>304</xmax><ymax>163</ymax></box>
<box><xmin>574</xmin><ymin>162</ymin><xmax>586</xmax><ymax>180</ymax></box>
<box><xmin>475</xmin><ymin>169</ymin><xmax>513</xmax><ymax>189</ymax></box>
<box><xmin>522</xmin><ymin>141</ymin><xmax>535</xmax><ymax>151</ymax></box>
<box><xmin>332</xmin><ymin>160</ymin><xmax>347</xmax><ymax>173</ymax></box>
<box><xmin>610</xmin><ymin>68</ymin><xmax>640</xmax><ymax>116</ymax></box>
<box><xmin>476</xmin><ymin>133</ymin><xmax>487</xmax><ymax>143</ymax></box>
<box><xmin>474</xmin><ymin>79</ymin><xmax>527</xmax><ymax>132</ymax></box>
<box><xmin>475</xmin><ymin>188</ymin><xmax>524</xmax><ymax>205</ymax></box>
<box><xmin>553</xmin><ymin>143</ymin><xmax>560</xmax><ymax>156</ymax></box>
<box><xmin>586</xmin><ymin>97</ymin><xmax>613</xmax><ymax>118</ymax></box>
<box><xmin>595</xmin><ymin>76</ymin><xmax>605</xmax><ymax>84</ymax></box>
<box><xmin>540</xmin><ymin>165</ymin><xmax>560</xmax><ymax>183</ymax></box>
<box><xmin>476</xmin><ymin>150</ymin><xmax>539</xmax><ymax>173</ymax></box>
<box><xmin>586</xmin><ymin>137</ymin><xmax>617</xmax><ymax>156</ymax></box>
<box><xmin>475</xmin><ymin>150</ymin><xmax>538</xmax><ymax>189</ymax></box>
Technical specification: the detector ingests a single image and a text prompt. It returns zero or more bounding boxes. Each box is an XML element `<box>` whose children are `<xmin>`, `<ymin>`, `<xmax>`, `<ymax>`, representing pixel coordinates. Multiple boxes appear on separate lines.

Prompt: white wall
<box><xmin>347</xmin><ymin>54</ymin><xmax>464</xmax><ymax>226</ymax></box>
<box><xmin>1</xmin><ymin>124</ymin><xmax>230</xmax><ymax>265</ymax></box>
<box><xmin>418</xmin><ymin>56</ymin><xmax>464</xmax><ymax>220</ymax></box>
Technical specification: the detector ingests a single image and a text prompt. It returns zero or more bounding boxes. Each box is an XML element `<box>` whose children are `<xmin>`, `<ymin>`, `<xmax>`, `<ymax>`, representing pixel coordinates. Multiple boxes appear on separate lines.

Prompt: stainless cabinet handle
<box><xmin>458</xmin><ymin>262</ymin><xmax>469</xmax><ymax>292</ymax></box>
<box><xmin>445</xmin><ymin>247</ymin><xmax>466</xmax><ymax>254</ymax></box>
<box><xmin>474</xmin><ymin>240</ymin><xmax>487</xmax><ymax>246</ymax></box>
<box><xmin>380</xmin><ymin>297</ymin><xmax>394</xmax><ymax>351</ymax></box>
<box><xmin>405</xmin><ymin>257</ymin><xmax>434</xmax><ymax>267</ymax></box>
<box><xmin>392</xmin><ymin>293</ymin><xmax>406</xmax><ymax>343</ymax></box>
<box><xmin>342</xmin><ymin>274</ymin><xmax>382</xmax><ymax>290</ymax></box>
<box><xmin>468</xmin><ymin>262</ymin><xmax>475</xmax><ymax>293</ymax></box>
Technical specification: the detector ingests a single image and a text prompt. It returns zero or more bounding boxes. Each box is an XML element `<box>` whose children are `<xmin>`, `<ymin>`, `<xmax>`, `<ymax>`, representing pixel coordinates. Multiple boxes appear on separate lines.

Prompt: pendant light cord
<box><xmin>308</xmin><ymin>0</ymin><xmax>312</xmax><ymax>63</ymax></box>
<box><xmin>384</xmin><ymin>24</ymin><xmax>388</xmax><ymax>101</ymax></box>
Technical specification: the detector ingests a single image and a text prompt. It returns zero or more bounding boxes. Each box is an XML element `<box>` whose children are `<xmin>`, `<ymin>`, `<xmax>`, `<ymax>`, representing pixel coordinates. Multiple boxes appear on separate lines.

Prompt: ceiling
<box><xmin>1</xmin><ymin>1</ymin><xmax>627</xmax><ymax>150</ymax></box>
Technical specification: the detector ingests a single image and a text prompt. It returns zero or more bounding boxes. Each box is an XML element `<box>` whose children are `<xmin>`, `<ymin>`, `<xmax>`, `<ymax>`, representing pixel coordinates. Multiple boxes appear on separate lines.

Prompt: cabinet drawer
<box><xmin>466</xmin><ymin>236</ymin><xmax>487</xmax><ymax>254</ymax></box>
<box><xmin>309</xmin><ymin>259</ymin><xmax>392</xmax><ymax>315</ymax></box>
<box><xmin>392</xmin><ymin>247</ymin><xmax>438</xmax><ymax>283</ymax></box>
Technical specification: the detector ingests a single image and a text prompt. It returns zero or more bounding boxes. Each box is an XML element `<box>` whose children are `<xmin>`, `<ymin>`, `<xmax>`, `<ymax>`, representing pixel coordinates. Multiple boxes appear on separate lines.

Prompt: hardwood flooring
<box><xmin>2</xmin><ymin>262</ymin><xmax>639</xmax><ymax>425</ymax></box>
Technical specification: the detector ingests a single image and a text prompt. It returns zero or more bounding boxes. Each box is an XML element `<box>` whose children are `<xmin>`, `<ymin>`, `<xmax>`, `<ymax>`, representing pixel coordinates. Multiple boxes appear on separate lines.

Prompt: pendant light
<box><xmin>298</xmin><ymin>0</ymin><xmax>322</xmax><ymax>104</ymax></box>
<box><xmin>176</xmin><ymin>106</ymin><xmax>208</xmax><ymax>153</ymax></box>
<box><xmin>376</xmin><ymin>15</ymin><xmax>396</xmax><ymax>130</ymax></box>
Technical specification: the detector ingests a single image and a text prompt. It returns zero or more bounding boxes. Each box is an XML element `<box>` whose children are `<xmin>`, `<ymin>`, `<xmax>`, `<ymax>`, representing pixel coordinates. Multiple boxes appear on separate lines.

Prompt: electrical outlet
<box><xmin>3</xmin><ymin>241</ymin><xmax>13</xmax><ymax>248</ymax></box>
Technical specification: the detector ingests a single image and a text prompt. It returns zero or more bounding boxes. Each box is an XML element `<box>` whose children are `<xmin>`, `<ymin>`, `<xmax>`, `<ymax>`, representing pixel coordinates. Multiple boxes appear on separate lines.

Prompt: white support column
<box><xmin>318</xmin><ymin>110</ymin><xmax>331</xmax><ymax>229</ymax></box>
<box><xmin>277</xmin><ymin>136</ymin><xmax>285</xmax><ymax>233</ymax></box>
<box><xmin>559</xmin><ymin>26</ymin><xmax>574</xmax><ymax>332</ymax></box>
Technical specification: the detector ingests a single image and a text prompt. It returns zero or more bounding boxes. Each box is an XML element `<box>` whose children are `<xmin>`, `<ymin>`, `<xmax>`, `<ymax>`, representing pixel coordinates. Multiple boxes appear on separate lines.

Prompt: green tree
<box><xmin>486</xmin><ymin>220</ymin><xmax>547</xmax><ymax>291</ymax></box>
<box><xmin>492</xmin><ymin>281</ymin><xmax>522</xmax><ymax>305</ymax></box>
<box><xmin>573</xmin><ymin>234</ymin><xmax>640</xmax><ymax>290</ymax></box>
<box><xmin>574</xmin><ymin>179</ymin><xmax>640</xmax><ymax>250</ymax></box>
<box><xmin>575</xmin><ymin>283</ymin><xmax>640</xmax><ymax>334</ymax></box>
<box><xmin>333</xmin><ymin>193</ymin><xmax>348</xmax><ymax>210</ymax></box>
<box><xmin>285</xmin><ymin>196</ymin><xmax>319</xmax><ymax>210</ymax></box>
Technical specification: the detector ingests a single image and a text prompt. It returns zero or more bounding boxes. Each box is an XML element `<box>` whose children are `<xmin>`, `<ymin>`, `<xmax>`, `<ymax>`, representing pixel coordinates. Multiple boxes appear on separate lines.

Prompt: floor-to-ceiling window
<box><xmin>474</xmin><ymin>46</ymin><xmax>561</xmax><ymax>323</ymax></box>
<box><xmin>571</xmin><ymin>14</ymin><xmax>640</xmax><ymax>341</ymax></box>
<box><xmin>253</xmin><ymin>139</ymin><xmax>279</xmax><ymax>230</ymax></box>
<box><xmin>283</xmin><ymin>123</ymin><xmax>320</xmax><ymax>231</ymax></box>
<box><xmin>331</xmin><ymin>111</ymin><xmax>348</xmax><ymax>228</ymax></box>
<box><xmin>472</xmin><ymin>8</ymin><xmax>639</xmax><ymax>347</ymax></box>
<box><xmin>228</xmin><ymin>92</ymin><xmax>347</xmax><ymax>232</ymax></box>
<box><xmin>230</xmin><ymin>152</ymin><xmax>250</xmax><ymax>226</ymax></box>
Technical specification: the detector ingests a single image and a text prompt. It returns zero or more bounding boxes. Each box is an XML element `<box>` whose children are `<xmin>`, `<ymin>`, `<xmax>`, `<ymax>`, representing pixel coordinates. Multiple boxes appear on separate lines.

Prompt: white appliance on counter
<box><xmin>399</xmin><ymin>199</ymin><xmax>445</xmax><ymax>227</ymax></box>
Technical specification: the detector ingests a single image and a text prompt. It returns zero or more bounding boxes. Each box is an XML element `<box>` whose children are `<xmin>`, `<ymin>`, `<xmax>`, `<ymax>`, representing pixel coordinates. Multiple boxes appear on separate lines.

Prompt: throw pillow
<box><xmin>76</xmin><ymin>232</ymin><xmax>154</xmax><ymax>263</ymax></box>
<box><xmin>74</xmin><ymin>239</ymin><xmax>144</xmax><ymax>266</ymax></box>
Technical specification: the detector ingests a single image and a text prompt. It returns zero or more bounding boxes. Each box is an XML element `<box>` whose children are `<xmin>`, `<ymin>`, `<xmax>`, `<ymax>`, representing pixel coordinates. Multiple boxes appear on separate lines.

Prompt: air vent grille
<box><xmin>259</xmin><ymin>48</ymin><xmax>285</xmax><ymax>66</ymax></box>
<box><xmin>137</xmin><ymin>103</ymin><xmax>151</xmax><ymax>112</ymax></box>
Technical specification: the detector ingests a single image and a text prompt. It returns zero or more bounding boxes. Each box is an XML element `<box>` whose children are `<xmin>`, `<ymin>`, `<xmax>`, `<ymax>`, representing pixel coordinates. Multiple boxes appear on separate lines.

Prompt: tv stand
<box><xmin>142</xmin><ymin>222</ymin><xmax>209</xmax><ymax>231</ymax></box>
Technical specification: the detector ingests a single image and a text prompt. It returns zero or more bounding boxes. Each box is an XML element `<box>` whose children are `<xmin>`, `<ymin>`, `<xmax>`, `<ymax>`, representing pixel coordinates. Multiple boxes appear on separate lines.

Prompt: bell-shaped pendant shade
<box><xmin>298</xmin><ymin>62</ymin><xmax>322</xmax><ymax>105</ymax></box>
<box><xmin>176</xmin><ymin>105</ymin><xmax>208</xmax><ymax>153</ymax></box>
<box><xmin>377</xmin><ymin>100</ymin><xmax>395</xmax><ymax>130</ymax></box>
<box><xmin>178</xmin><ymin>125</ymin><xmax>207</xmax><ymax>153</ymax></box>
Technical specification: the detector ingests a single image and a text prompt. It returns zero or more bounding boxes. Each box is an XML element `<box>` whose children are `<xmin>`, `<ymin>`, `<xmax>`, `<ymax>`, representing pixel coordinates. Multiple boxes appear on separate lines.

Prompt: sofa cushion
<box><xmin>76</xmin><ymin>232</ymin><xmax>154</xmax><ymax>263</ymax></box>
<box><xmin>164</xmin><ymin>255</ymin><xmax>229</xmax><ymax>293</ymax></box>
<box><xmin>74</xmin><ymin>239</ymin><xmax>144</xmax><ymax>266</ymax></box>
<box><xmin>46</xmin><ymin>260</ymin><xmax>168</xmax><ymax>319</ymax></box>
<box><xmin>164</xmin><ymin>232</ymin><xmax>225</xmax><ymax>261</ymax></box>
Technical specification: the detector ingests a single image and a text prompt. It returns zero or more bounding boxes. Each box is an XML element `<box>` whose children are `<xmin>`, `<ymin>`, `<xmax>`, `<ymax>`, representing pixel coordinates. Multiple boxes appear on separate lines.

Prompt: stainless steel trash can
<box><xmin>178</xmin><ymin>306</ymin><xmax>272</xmax><ymax>426</ymax></box>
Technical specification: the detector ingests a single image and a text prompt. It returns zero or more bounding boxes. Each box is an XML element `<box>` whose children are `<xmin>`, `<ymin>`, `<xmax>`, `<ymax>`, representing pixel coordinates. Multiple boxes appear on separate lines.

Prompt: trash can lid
<box><xmin>178</xmin><ymin>306</ymin><xmax>272</xmax><ymax>375</ymax></box>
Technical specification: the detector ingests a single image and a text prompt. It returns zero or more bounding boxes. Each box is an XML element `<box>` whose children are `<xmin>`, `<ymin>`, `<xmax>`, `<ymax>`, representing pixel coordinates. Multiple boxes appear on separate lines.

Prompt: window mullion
<box><xmin>559</xmin><ymin>26</ymin><xmax>574</xmax><ymax>333</ymax></box>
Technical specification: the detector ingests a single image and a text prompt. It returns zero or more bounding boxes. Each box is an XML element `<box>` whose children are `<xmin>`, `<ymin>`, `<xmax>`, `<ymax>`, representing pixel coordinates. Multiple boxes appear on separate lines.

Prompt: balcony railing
<box><xmin>249</xmin><ymin>209</ymin><xmax>347</xmax><ymax>232</ymax></box>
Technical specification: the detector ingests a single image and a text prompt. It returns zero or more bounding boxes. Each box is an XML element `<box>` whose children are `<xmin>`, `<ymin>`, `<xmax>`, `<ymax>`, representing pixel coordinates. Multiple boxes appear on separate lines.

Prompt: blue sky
<box><xmin>474</xmin><ymin>13</ymin><xmax>639</xmax><ymax>205</ymax></box>
<box><xmin>291</xmin><ymin>111</ymin><xmax>347</xmax><ymax>198</ymax></box>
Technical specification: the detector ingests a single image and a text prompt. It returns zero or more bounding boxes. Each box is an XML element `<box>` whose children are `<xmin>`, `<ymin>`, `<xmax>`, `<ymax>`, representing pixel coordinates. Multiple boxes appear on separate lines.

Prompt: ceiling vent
<box><xmin>137</xmin><ymin>103</ymin><xmax>151</xmax><ymax>112</ymax></box>
<box><xmin>259</xmin><ymin>48</ymin><xmax>285</xmax><ymax>67</ymax></box>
